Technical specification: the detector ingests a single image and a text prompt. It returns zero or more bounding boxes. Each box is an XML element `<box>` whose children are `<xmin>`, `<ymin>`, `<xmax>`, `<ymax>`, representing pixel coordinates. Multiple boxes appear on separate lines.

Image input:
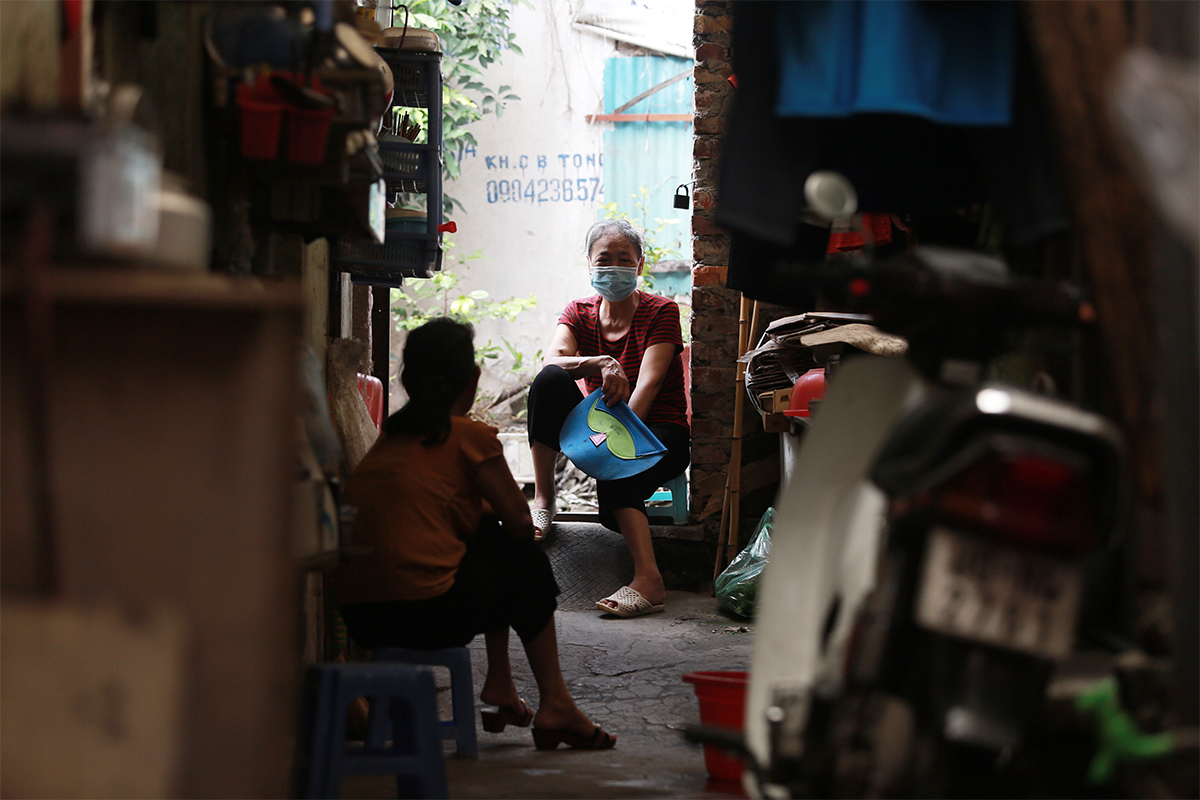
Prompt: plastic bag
<box><xmin>328</xmin><ymin>338</ymin><xmax>379</xmax><ymax>472</ymax></box>
<box><xmin>715</xmin><ymin>507</ymin><xmax>774</xmax><ymax>618</ymax></box>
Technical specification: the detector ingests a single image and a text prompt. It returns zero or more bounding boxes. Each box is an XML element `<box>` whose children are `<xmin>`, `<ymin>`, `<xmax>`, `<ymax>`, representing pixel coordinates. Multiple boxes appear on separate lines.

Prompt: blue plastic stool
<box><xmin>302</xmin><ymin>662</ymin><xmax>448</xmax><ymax>799</ymax></box>
<box><xmin>648</xmin><ymin>472</ymin><xmax>688</xmax><ymax>525</ymax></box>
<box><xmin>375</xmin><ymin>646</ymin><xmax>478</xmax><ymax>758</ymax></box>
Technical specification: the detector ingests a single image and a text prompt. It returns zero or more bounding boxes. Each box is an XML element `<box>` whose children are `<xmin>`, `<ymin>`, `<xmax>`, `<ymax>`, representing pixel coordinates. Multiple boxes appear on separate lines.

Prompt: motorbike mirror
<box><xmin>804</xmin><ymin>171</ymin><xmax>857</xmax><ymax>221</ymax></box>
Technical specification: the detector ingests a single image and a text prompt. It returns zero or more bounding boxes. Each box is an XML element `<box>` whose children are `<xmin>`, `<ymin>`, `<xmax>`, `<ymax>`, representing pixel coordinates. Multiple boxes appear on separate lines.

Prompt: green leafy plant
<box><xmin>382</xmin><ymin>2</ymin><xmax>539</xmax><ymax>421</ymax></box>
<box><xmin>388</xmin><ymin>259</ymin><xmax>540</xmax><ymax>424</ymax></box>
<box><xmin>389</xmin><ymin>257</ymin><xmax>539</xmax><ymax>423</ymax></box>
<box><xmin>390</xmin><ymin>249</ymin><xmax>537</xmax><ymax>364</ymax></box>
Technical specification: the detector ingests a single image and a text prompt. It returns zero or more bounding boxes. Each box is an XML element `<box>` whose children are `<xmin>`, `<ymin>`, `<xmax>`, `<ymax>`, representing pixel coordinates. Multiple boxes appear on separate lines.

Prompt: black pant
<box><xmin>526</xmin><ymin>365</ymin><xmax>690</xmax><ymax>532</ymax></box>
<box><xmin>339</xmin><ymin>518</ymin><xmax>560</xmax><ymax>650</ymax></box>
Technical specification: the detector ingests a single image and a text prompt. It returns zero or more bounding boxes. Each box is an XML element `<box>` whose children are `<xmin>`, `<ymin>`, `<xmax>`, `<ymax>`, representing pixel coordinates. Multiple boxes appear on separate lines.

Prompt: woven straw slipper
<box><xmin>531</xmin><ymin>507</ymin><xmax>555</xmax><ymax>542</ymax></box>
<box><xmin>595</xmin><ymin>586</ymin><xmax>665</xmax><ymax>618</ymax></box>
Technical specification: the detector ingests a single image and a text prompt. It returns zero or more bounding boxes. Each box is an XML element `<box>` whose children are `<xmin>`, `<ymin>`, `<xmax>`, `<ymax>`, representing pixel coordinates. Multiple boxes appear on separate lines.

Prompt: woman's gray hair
<box><xmin>584</xmin><ymin>218</ymin><xmax>645</xmax><ymax>262</ymax></box>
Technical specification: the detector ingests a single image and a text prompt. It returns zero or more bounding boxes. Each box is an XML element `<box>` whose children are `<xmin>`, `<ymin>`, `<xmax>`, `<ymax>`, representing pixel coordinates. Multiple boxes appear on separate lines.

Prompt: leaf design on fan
<box><xmin>586</xmin><ymin>396</ymin><xmax>638</xmax><ymax>459</ymax></box>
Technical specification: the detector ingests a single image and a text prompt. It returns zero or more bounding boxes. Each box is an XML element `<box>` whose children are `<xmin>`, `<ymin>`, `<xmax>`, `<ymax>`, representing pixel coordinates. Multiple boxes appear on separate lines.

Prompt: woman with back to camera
<box><xmin>332</xmin><ymin>317</ymin><xmax>615</xmax><ymax>750</ymax></box>
<box><xmin>526</xmin><ymin>219</ymin><xmax>691</xmax><ymax>618</ymax></box>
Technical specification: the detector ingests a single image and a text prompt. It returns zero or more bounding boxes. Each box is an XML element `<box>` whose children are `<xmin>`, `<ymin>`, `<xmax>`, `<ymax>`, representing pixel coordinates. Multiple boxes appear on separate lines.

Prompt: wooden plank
<box><xmin>698</xmin><ymin>455</ymin><xmax>780</xmax><ymax>521</ymax></box>
<box><xmin>2</xmin><ymin>288</ymin><xmax>303</xmax><ymax>798</ymax></box>
<box><xmin>0</xmin><ymin>267</ymin><xmax>301</xmax><ymax>310</ymax></box>
<box><xmin>585</xmin><ymin>113</ymin><xmax>692</xmax><ymax>123</ymax></box>
<box><xmin>1023</xmin><ymin>1</ymin><xmax>1160</xmax><ymax>504</ymax></box>
<box><xmin>1</xmin><ymin>600</ymin><xmax>187</xmax><ymax>799</ymax></box>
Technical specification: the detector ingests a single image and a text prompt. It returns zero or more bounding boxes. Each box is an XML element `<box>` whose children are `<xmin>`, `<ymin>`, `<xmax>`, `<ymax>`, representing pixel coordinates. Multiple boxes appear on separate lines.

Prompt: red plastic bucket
<box><xmin>682</xmin><ymin>670</ymin><xmax>748</xmax><ymax>782</ymax></box>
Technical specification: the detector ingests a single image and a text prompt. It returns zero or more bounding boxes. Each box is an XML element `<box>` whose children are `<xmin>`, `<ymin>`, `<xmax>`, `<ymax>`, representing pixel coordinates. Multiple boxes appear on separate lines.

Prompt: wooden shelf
<box><xmin>2</xmin><ymin>259</ymin><xmax>305</xmax><ymax>798</ymax></box>
<box><xmin>0</xmin><ymin>266</ymin><xmax>302</xmax><ymax>310</ymax></box>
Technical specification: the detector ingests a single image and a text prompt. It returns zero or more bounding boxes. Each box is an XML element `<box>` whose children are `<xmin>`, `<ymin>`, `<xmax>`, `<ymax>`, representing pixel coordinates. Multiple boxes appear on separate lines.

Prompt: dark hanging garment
<box><xmin>719</xmin><ymin>1</ymin><xmax>1071</xmax><ymax>304</ymax></box>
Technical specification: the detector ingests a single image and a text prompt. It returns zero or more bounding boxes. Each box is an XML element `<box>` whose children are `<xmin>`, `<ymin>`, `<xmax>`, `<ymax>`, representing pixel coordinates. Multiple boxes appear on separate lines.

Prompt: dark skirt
<box><xmin>526</xmin><ymin>364</ymin><xmax>690</xmax><ymax>532</ymax></box>
<box><xmin>339</xmin><ymin>518</ymin><xmax>560</xmax><ymax>650</ymax></box>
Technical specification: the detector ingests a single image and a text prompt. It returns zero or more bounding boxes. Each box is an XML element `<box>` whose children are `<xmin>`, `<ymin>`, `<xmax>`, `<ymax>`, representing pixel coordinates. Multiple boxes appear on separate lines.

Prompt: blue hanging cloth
<box><xmin>560</xmin><ymin>389</ymin><xmax>667</xmax><ymax>480</ymax></box>
<box><xmin>774</xmin><ymin>0</ymin><xmax>1017</xmax><ymax>126</ymax></box>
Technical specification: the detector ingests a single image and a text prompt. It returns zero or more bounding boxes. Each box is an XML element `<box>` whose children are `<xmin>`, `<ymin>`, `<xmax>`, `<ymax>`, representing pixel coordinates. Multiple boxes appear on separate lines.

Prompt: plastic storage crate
<box><xmin>382</xmin><ymin>50</ymin><xmax>439</xmax><ymax>108</ymax></box>
<box><xmin>379</xmin><ymin>140</ymin><xmax>438</xmax><ymax>194</ymax></box>
<box><xmin>334</xmin><ymin>232</ymin><xmax>443</xmax><ymax>281</ymax></box>
<box><xmin>333</xmin><ymin>49</ymin><xmax>444</xmax><ymax>287</ymax></box>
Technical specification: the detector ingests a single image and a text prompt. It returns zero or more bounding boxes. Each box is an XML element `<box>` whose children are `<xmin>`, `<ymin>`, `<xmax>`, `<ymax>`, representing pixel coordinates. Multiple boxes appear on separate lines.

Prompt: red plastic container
<box><xmin>682</xmin><ymin>670</ymin><xmax>748</xmax><ymax>782</ymax></box>
<box><xmin>357</xmin><ymin>373</ymin><xmax>384</xmax><ymax>432</ymax></box>
<box><xmin>287</xmin><ymin>104</ymin><xmax>335</xmax><ymax>164</ymax></box>
<box><xmin>784</xmin><ymin>367</ymin><xmax>826</xmax><ymax>418</ymax></box>
<box><xmin>236</xmin><ymin>81</ymin><xmax>286</xmax><ymax>160</ymax></box>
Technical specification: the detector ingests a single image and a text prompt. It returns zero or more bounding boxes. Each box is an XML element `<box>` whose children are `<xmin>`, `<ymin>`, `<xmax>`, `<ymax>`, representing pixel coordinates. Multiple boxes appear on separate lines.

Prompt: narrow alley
<box><xmin>339</xmin><ymin>522</ymin><xmax>756</xmax><ymax>800</ymax></box>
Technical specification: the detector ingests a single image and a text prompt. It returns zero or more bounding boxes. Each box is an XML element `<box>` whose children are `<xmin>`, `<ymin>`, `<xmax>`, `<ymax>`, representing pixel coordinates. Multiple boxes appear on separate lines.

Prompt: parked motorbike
<box><xmin>740</xmin><ymin>244</ymin><xmax>1134</xmax><ymax>798</ymax></box>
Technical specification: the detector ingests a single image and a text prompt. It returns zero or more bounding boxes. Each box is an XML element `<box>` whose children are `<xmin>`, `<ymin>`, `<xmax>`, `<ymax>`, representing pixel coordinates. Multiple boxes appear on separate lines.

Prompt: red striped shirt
<box><xmin>559</xmin><ymin>291</ymin><xmax>688</xmax><ymax>429</ymax></box>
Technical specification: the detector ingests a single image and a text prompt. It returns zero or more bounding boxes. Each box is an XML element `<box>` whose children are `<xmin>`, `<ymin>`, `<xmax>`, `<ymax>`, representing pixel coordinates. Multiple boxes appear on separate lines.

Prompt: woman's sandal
<box><xmin>532</xmin><ymin>724</ymin><xmax>617</xmax><ymax>751</ymax></box>
<box><xmin>531</xmin><ymin>506</ymin><xmax>556</xmax><ymax>542</ymax></box>
<box><xmin>480</xmin><ymin>699</ymin><xmax>533</xmax><ymax>733</ymax></box>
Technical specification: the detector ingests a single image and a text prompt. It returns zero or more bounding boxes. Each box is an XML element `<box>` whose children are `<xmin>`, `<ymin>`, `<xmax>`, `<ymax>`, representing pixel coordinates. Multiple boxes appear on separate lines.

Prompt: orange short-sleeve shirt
<box><xmin>332</xmin><ymin>416</ymin><xmax>504</xmax><ymax>604</ymax></box>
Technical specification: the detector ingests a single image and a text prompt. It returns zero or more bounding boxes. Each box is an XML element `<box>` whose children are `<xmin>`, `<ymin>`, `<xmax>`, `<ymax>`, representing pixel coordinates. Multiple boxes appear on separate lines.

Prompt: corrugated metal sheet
<box><xmin>602</xmin><ymin>56</ymin><xmax>693</xmax><ymax>260</ymax></box>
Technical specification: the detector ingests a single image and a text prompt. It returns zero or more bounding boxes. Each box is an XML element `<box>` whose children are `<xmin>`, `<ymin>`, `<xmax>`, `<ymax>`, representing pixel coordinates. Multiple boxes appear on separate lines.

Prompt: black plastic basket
<box><xmin>379</xmin><ymin>50</ymin><xmax>439</xmax><ymax>108</ymax></box>
<box><xmin>333</xmin><ymin>232</ymin><xmax>442</xmax><ymax>283</ymax></box>
<box><xmin>378</xmin><ymin>140</ymin><xmax>439</xmax><ymax>194</ymax></box>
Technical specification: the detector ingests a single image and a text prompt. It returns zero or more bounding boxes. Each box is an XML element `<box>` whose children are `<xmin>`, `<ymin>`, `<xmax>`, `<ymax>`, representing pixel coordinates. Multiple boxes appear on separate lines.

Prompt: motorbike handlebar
<box><xmin>847</xmin><ymin>249</ymin><xmax>1091</xmax><ymax>330</ymax></box>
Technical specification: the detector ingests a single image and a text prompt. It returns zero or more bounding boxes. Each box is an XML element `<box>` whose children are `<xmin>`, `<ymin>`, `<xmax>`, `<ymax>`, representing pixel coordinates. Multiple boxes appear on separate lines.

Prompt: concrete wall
<box><xmin>433</xmin><ymin>1</ymin><xmax>620</xmax><ymax>400</ymax></box>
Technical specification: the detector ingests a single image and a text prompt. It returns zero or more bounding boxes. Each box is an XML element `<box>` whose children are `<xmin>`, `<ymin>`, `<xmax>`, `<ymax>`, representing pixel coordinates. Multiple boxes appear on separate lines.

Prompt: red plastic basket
<box><xmin>236</xmin><ymin>80</ymin><xmax>285</xmax><ymax>160</ymax></box>
<box><xmin>287</xmin><ymin>104</ymin><xmax>334</xmax><ymax>164</ymax></box>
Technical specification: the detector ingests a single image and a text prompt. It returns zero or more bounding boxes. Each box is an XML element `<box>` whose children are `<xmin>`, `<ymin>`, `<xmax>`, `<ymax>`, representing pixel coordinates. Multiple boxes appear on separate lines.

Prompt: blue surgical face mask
<box><xmin>590</xmin><ymin>267</ymin><xmax>638</xmax><ymax>302</ymax></box>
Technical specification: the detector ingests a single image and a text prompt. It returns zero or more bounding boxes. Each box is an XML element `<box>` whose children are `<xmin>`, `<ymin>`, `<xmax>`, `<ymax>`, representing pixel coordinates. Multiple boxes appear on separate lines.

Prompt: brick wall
<box><xmin>688</xmin><ymin>1</ymin><xmax>780</xmax><ymax>558</ymax></box>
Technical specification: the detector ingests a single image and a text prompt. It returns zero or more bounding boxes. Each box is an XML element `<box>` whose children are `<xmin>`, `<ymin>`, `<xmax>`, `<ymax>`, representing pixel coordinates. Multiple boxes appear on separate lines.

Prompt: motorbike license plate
<box><xmin>915</xmin><ymin>528</ymin><xmax>1084</xmax><ymax>659</ymax></box>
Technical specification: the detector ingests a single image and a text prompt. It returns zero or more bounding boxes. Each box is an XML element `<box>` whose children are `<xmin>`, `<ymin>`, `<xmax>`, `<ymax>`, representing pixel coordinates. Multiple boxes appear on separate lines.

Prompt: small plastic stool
<box><xmin>375</xmin><ymin>646</ymin><xmax>478</xmax><ymax>758</ymax></box>
<box><xmin>301</xmin><ymin>662</ymin><xmax>448</xmax><ymax>799</ymax></box>
<box><xmin>649</xmin><ymin>471</ymin><xmax>689</xmax><ymax>525</ymax></box>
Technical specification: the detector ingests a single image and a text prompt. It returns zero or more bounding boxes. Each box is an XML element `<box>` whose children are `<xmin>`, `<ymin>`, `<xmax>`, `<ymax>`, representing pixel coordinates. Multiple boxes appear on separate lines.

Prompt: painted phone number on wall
<box><xmin>486</xmin><ymin>178</ymin><xmax>603</xmax><ymax>205</ymax></box>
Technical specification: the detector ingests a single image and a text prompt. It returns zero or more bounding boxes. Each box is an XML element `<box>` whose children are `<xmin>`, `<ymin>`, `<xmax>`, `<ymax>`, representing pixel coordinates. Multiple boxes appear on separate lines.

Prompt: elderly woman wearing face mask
<box><xmin>525</xmin><ymin>219</ymin><xmax>690</xmax><ymax>618</ymax></box>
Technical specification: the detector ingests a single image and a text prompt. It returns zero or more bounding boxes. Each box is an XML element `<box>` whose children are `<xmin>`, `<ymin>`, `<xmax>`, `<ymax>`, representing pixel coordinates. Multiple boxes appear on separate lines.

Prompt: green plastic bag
<box><xmin>715</xmin><ymin>507</ymin><xmax>774</xmax><ymax>618</ymax></box>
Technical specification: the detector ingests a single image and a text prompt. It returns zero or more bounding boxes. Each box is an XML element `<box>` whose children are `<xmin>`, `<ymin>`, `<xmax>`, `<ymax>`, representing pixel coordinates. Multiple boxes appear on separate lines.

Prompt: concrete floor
<box><xmin>339</xmin><ymin>522</ymin><xmax>757</xmax><ymax>799</ymax></box>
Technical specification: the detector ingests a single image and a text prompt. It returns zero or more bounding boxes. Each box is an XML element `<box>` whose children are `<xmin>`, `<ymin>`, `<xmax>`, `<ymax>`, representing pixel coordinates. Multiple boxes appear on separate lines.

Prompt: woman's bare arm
<box><xmin>628</xmin><ymin>342</ymin><xmax>675</xmax><ymax>421</ymax></box>
<box><xmin>542</xmin><ymin>323</ymin><xmax>630</xmax><ymax>405</ymax></box>
<box><xmin>476</xmin><ymin>456</ymin><xmax>535</xmax><ymax>539</ymax></box>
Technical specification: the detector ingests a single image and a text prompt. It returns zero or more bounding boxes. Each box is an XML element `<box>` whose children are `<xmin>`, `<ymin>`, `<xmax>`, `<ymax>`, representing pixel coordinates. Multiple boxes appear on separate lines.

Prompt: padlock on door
<box><xmin>673</xmin><ymin>184</ymin><xmax>690</xmax><ymax>210</ymax></box>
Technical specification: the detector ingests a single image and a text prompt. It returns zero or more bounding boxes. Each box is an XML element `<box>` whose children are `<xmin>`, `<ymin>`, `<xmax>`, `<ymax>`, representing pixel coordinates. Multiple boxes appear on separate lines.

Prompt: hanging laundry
<box><xmin>773</xmin><ymin>0</ymin><xmax>1017</xmax><ymax>126</ymax></box>
<box><xmin>717</xmin><ymin>0</ymin><xmax>1070</xmax><ymax>307</ymax></box>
